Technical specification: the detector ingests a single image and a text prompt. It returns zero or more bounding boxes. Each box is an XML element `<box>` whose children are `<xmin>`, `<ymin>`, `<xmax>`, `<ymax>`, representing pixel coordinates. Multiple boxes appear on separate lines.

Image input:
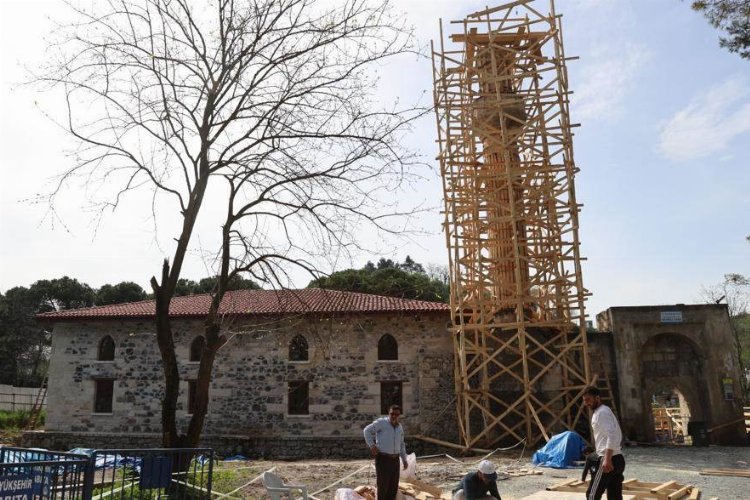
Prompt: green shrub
<box><xmin>0</xmin><ymin>410</ymin><xmax>31</xmax><ymax>429</ymax></box>
<box><xmin>0</xmin><ymin>409</ymin><xmax>45</xmax><ymax>429</ymax></box>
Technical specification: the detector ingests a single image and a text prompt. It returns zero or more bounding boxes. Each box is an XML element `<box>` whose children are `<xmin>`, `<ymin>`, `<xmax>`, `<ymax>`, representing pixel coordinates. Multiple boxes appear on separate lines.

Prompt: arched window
<box><xmin>289</xmin><ymin>335</ymin><xmax>309</xmax><ymax>362</ymax></box>
<box><xmin>98</xmin><ymin>335</ymin><xmax>115</xmax><ymax>361</ymax></box>
<box><xmin>378</xmin><ymin>334</ymin><xmax>398</xmax><ymax>361</ymax></box>
<box><xmin>190</xmin><ymin>336</ymin><xmax>205</xmax><ymax>362</ymax></box>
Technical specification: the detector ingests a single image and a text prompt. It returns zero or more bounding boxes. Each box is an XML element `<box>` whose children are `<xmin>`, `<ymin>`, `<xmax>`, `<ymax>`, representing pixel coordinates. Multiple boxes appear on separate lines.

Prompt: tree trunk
<box><xmin>184</xmin><ymin>326</ymin><xmax>221</xmax><ymax>447</ymax></box>
<box><xmin>153</xmin><ymin>260</ymin><xmax>183</xmax><ymax>448</ymax></box>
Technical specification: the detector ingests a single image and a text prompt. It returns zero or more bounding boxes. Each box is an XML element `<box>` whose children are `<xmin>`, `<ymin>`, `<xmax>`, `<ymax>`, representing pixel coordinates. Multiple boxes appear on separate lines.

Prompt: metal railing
<box><xmin>85</xmin><ymin>448</ymin><xmax>214</xmax><ymax>500</ymax></box>
<box><xmin>0</xmin><ymin>447</ymin><xmax>91</xmax><ymax>499</ymax></box>
<box><xmin>0</xmin><ymin>391</ymin><xmax>46</xmax><ymax>411</ymax></box>
<box><xmin>0</xmin><ymin>447</ymin><xmax>214</xmax><ymax>499</ymax></box>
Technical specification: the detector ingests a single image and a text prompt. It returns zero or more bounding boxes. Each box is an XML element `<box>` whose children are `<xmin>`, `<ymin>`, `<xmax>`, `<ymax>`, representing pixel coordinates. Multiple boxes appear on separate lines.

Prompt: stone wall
<box><xmin>22</xmin><ymin>431</ymin><xmax>453</xmax><ymax>459</ymax></box>
<box><xmin>45</xmin><ymin>311</ymin><xmax>459</xmax><ymax>448</ymax></box>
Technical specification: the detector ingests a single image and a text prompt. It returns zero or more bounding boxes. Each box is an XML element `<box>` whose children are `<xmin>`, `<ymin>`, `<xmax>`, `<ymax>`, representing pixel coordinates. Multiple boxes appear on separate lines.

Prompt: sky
<box><xmin>1</xmin><ymin>0</ymin><xmax>749</xmax><ymax>318</ymax></box>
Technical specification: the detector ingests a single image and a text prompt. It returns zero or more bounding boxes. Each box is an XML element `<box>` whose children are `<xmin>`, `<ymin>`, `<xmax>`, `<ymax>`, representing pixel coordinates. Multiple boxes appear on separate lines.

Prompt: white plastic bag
<box><xmin>399</xmin><ymin>452</ymin><xmax>417</xmax><ymax>480</ymax></box>
<box><xmin>334</xmin><ymin>488</ymin><xmax>366</xmax><ymax>500</ymax></box>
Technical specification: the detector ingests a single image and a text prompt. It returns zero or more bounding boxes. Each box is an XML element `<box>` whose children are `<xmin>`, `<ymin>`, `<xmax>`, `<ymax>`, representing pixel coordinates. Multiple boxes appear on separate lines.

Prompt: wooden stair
<box><xmin>26</xmin><ymin>376</ymin><xmax>47</xmax><ymax>429</ymax></box>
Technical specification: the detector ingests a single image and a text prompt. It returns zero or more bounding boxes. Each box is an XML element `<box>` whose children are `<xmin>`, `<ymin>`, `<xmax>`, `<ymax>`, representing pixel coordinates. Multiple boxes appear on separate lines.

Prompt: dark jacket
<box><xmin>453</xmin><ymin>471</ymin><xmax>501</xmax><ymax>500</ymax></box>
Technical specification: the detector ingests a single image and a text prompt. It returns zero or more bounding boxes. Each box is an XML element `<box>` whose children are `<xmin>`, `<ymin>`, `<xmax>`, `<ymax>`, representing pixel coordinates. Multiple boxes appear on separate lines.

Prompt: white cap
<box><xmin>478</xmin><ymin>460</ymin><xmax>497</xmax><ymax>475</ymax></box>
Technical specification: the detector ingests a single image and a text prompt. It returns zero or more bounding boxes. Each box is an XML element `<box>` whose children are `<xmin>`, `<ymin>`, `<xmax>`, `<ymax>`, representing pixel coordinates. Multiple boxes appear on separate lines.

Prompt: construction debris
<box><xmin>353</xmin><ymin>485</ymin><xmax>376</xmax><ymax>500</ymax></box>
<box><xmin>397</xmin><ymin>478</ymin><xmax>446</xmax><ymax>500</ymax></box>
<box><xmin>547</xmin><ymin>478</ymin><xmax>703</xmax><ymax>499</ymax></box>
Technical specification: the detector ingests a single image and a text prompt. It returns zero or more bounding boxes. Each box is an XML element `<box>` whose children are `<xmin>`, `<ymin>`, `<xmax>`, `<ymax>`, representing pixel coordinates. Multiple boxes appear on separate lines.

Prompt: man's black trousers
<box><xmin>585</xmin><ymin>454</ymin><xmax>625</xmax><ymax>500</ymax></box>
<box><xmin>375</xmin><ymin>454</ymin><xmax>400</xmax><ymax>500</ymax></box>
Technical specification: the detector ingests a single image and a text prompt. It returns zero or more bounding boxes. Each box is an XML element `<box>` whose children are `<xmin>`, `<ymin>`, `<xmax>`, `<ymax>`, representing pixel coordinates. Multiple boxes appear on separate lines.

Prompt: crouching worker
<box><xmin>452</xmin><ymin>460</ymin><xmax>502</xmax><ymax>500</ymax></box>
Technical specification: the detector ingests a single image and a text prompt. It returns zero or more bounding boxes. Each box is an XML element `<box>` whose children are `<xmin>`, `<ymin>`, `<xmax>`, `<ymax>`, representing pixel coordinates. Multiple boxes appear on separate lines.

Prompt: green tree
<box><xmin>171</xmin><ymin>276</ymin><xmax>261</xmax><ymax>297</ymax></box>
<box><xmin>32</xmin><ymin>276</ymin><xmax>94</xmax><ymax>311</ymax></box>
<box><xmin>0</xmin><ymin>277</ymin><xmax>95</xmax><ymax>386</ymax></box>
<box><xmin>0</xmin><ymin>288</ymin><xmax>41</xmax><ymax>385</ymax></box>
<box><xmin>692</xmin><ymin>1</ymin><xmax>750</xmax><ymax>59</ymax></box>
<box><xmin>95</xmin><ymin>282</ymin><xmax>148</xmax><ymax>305</ymax></box>
<box><xmin>194</xmin><ymin>276</ymin><xmax>261</xmax><ymax>294</ymax></box>
<box><xmin>309</xmin><ymin>257</ymin><xmax>450</xmax><ymax>302</ymax></box>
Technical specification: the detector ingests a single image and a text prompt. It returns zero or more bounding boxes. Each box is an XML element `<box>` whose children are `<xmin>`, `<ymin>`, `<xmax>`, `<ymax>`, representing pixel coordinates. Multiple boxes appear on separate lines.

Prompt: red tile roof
<box><xmin>36</xmin><ymin>288</ymin><xmax>449</xmax><ymax>321</ymax></box>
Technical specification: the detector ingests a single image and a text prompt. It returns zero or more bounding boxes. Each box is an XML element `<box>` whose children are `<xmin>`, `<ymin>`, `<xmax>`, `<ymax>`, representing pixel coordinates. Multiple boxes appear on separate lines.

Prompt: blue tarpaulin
<box><xmin>68</xmin><ymin>448</ymin><xmax>143</xmax><ymax>472</ymax></box>
<box><xmin>531</xmin><ymin>431</ymin><xmax>585</xmax><ymax>469</ymax></box>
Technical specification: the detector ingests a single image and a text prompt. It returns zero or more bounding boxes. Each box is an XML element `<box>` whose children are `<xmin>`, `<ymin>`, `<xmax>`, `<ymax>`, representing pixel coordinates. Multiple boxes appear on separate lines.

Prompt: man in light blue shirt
<box><xmin>363</xmin><ymin>404</ymin><xmax>408</xmax><ymax>500</ymax></box>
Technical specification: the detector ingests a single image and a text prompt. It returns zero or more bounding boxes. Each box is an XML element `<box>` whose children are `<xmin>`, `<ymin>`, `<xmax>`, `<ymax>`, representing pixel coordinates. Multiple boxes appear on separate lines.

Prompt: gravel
<box><xmin>480</xmin><ymin>445</ymin><xmax>750</xmax><ymax>499</ymax></box>
<box><xmin>195</xmin><ymin>445</ymin><xmax>750</xmax><ymax>499</ymax></box>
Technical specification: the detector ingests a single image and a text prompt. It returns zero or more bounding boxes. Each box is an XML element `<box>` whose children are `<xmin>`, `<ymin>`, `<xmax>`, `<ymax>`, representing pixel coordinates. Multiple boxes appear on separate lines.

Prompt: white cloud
<box><xmin>573</xmin><ymin>43</ymin><xmax>650</xmax><ymax>122</ymax></box>
<box><xmin>658</xmin><ymin>77</ymin><xmax>750</xmax><ymax>162</ymax></box>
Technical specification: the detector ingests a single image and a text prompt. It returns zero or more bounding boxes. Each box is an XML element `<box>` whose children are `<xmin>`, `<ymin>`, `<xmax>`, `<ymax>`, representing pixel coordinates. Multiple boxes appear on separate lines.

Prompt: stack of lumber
<box><xmin>547</xmin><ymin>478</ymin><xmax>703</xmax><ymax>499</ymax></box>
<box><xmin>700</xmin><ymin>468</ymin><xmax>750</xmax><ymax>478</ymax></box>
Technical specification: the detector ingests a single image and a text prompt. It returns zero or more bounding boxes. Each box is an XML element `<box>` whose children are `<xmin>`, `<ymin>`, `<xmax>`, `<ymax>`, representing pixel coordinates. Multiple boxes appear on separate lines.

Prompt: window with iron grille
<box><xmin>288</xmin><ymin>381</ymin><xmax>309</xmax><ymax>415</ymax></box>
<box><xmin>94</xmin><ymin>379</ymin><xmax>114</xmax><ymax>413</ymax></box>
<box><xmin>380</xmin><ymin>381</ymin><xmax>402</xmax><ymax>415</ymax></box>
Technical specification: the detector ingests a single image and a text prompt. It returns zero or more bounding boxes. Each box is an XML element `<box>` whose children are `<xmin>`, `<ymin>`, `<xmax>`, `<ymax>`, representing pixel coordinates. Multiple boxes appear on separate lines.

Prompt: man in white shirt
<box><xmin>582</xmin><ymin>386</ymin><xmax>625</xmax><ymax>500</ymax></box>
<box><xmin>363</xmin><ymin>405</ymin><xmax>408</xmax><ymax>500</ymax></box>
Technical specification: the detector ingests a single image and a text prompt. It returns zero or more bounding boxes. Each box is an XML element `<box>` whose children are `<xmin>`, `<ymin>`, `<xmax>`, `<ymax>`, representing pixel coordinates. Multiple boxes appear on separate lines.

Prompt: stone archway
<box><xmin>638</xmin><ymin>333</ymin><xmax>709</xmax><ymax>443</ymax></box>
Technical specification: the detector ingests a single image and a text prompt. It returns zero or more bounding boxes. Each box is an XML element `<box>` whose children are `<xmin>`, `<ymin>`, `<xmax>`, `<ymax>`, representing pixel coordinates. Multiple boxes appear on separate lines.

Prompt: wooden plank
<box><xmin>520</xmin><ymin>491</ymin><xmax>636</xmax><ymax>500</ymax></box>
<box><xmin>546</xmin><ymin>479</ymin><xmax>580</xmax><ymax>491</ymax></box>
<box><xmin>667</xmin><ymin>485</ymin><xmax>691</xmax><ymax>500</ymax></box>
<box><xmin>699</xmin><ymin>468</ymin><xmax>750</xmax><ymax>478</ymax></box>
<box><xmin>688</xmin><ymin>487</ymin><xmax>701</xmax><ymax>500</ymax></box>
<box><xmin>651</xmin><ymin>481</ymin><xmax>677</xmax><ymax>494</ymax></box>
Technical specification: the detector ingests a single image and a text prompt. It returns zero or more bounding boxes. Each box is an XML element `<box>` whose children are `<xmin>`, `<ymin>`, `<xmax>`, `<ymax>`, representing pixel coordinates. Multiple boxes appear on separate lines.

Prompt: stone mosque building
<box><xmin>26</xmin><ymin>290</ymin><xmax>747</xmax><ymax>455</ymax></box>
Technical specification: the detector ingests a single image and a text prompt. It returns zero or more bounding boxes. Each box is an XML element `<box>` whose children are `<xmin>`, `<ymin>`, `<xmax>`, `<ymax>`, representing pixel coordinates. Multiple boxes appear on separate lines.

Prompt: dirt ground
<box><xmin>212</xmin><ymin>446</ymin><xmax>750</xmax><ymax>499</ymax></box>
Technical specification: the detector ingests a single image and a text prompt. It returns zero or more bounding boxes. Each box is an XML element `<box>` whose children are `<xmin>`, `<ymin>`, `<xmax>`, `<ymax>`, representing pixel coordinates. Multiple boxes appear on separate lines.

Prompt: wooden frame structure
<box><xmin>431</xmin><ymin>0</ymin><xmax>590</xmax><ymax>449</ymax></box>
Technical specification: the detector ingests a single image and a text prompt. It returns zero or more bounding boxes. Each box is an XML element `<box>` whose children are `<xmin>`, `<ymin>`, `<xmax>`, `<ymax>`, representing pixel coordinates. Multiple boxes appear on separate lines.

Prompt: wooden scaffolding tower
<box><xmin>431</xmin><ymin>0</ymin><xmax>590</xmax><ymax>449</ymax></box>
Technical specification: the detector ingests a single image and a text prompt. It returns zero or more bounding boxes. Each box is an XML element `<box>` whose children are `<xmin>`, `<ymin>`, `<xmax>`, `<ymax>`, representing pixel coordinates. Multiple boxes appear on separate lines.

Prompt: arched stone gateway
<box><xmin>639</xmin><ymin>333</ymin><xmax>708</xmax><ymax>443</ymax></box>
<box><xmin>596</xmin><ymin>305</ymin><xmax>747</xmax><ymax>445</ymax></box>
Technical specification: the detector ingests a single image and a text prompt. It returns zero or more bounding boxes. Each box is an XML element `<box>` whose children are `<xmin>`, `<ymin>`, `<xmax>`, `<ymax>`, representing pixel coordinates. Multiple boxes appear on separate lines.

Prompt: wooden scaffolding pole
<box><xmin>432</xmin><ymin>0</ymin><xmax>590</xmax><ymax>449</ymax></box>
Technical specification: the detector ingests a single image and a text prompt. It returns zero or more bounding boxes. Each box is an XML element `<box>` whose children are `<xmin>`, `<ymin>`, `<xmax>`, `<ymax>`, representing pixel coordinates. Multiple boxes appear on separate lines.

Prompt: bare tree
<box><xmin>38</xmin><ymin>0</ymin><xmax>424</xmax><ymax>447</ymax></box>
<box><xmin>701</xmin><ymin>273</ymin><xmax>750</xmax><ymax>316</ymax></box>
<box><xmin>700</xmin><ymin>273</ymin><xmax>750</xmax><ymax>396</ymax></box>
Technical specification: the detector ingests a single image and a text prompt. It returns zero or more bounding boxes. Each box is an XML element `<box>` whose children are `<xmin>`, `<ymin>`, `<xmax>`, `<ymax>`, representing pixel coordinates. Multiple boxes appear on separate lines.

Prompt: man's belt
<box><xmin>378</xmin><ymin>452</ymin><xmax>400</xmax><ymax>459</ymax></box>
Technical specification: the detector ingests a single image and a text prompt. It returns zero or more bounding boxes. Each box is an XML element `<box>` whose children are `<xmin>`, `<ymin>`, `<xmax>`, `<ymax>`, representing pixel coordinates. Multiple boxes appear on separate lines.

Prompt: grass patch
<box><xmin>0</xmin><ymin>410</ymin><xmax>29</xmax><ymax>429</ymax></box>
<box><xmin>0</xmin><ymin>409</ymin><xmax>45</xmax><ymax>430</ymax></box>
